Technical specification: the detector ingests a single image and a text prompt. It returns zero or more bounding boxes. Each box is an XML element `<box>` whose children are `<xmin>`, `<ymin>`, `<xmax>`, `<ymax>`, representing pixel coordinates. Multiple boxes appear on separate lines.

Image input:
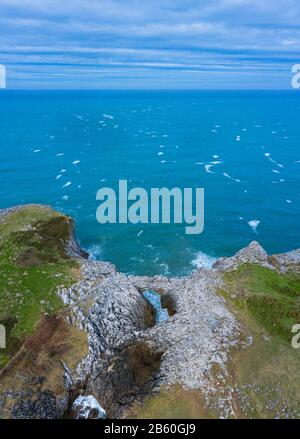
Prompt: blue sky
<box><xmin>0</xmin><ymin>0</ymin><xmax>300</xmax><ymax>89</ymax></box>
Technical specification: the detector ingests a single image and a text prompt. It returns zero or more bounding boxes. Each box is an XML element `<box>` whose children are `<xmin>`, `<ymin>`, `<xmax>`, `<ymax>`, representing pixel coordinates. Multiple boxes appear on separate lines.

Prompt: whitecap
<box><xmin>205</xmin><ymin>164</ymin><xmax>214</xmax><ymax>174</ymax></box>
<box><xmin>63</xmin><ymin>181</ymin><xmax>72</xmax><ymax>188</ymax></box>
<box><xmin>286</xmin><ymin>199</ymin><xmax>292</xmax><ymax>204</ymax></box>
<box><xmin>137</xmin><ymin>230</ymin><xmax>144</xmax><ymax>237</ymax></box>
<box><xmin>62</xmin><ymin>195</ymin><xmax>69</xmax><ymax>201</ymax></box>
<box><xmin>192</xmin><ymin>251</ymin><xmax>216</xmax><ymax>269</ymax></box>
<box><xmin>88</xmin><ymin>245</ymin><xmax>102</xmax><ymax>261</ymax></box>
<box><xmin>103</xmin><ymin>114</ymin><xmax>114</xmax><ymax>120</ymax></box>
<box><xmin>248</xmin><ymin>220</ymin><xmax>260</xmax><ymax>234</ymax></box>
<box><xmin>56</xmin><ymin>174</ymin><xmax>62</xmax><ymax>180</ymax></box>
<box><xmin>72</xmin><ymin>160</ymin><xmax>80</xmax><ymax>165</ymax></box>
<box><xmin>223</xmin><ymin>172</ymin><xmax>240</xmax><ymax>183</ymax></box>
<box><xmin>264</xmin><ymin>152</ymin><xmax>284</xmax><ymax>168</ymax></box>
<box><xmin>158</xmin><ymin>152</ymin><xmax>164</xmax><ymax>156</ymax></box>
<box><xmin>33</xmin><ymin>149</ymin><xmax>41</xmax><ymax>153</ymax></box>
<box><xmin>56</xmin><ymin>153</ymin><xmax>64</xmax><ymax>157</ymax></box>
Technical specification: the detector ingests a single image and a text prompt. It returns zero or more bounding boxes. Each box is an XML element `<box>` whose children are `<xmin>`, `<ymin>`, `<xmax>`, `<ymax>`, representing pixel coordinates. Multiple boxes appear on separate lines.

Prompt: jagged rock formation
<box><xmin>0</xmin><ymin>205</ymin><xmax>299</xmax><ymax>419</ymax></box>
<box><xmin>60</xmin><ymin>240</ymin><xmax>300</xmax><ymax>418</ymax></box>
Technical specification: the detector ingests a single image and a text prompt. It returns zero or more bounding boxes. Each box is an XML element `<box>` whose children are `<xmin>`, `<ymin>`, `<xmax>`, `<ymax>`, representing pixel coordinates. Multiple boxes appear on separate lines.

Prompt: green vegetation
<box><xmin>219</xmin><ymin>264</ymin><xmax>300</xmax><ymax>418</ymax></box>
<box><xmin>130</xmin><ymin>385</ymin><xmax>217</xmax><ymax>419</ymax></box>
<box><xmin>223</xmin><ymin>264</ymin><xmax>300</xmax><ymax>342</ymax></box>
<box><xmin>0</xmin><ymin>206</ymin><xmax>78</xmax><ymax>368</ymax></box>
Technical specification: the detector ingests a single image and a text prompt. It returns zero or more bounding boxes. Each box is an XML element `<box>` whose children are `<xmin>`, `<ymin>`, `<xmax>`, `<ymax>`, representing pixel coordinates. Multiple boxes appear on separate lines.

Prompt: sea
<box><xmin>0</xmin><ymin>90</ymin><xmax>299</xmax><ymax>276</ymax></box>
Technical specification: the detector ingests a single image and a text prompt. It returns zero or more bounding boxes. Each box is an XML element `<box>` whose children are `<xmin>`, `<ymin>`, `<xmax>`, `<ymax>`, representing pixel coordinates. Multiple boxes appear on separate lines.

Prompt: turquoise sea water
<box><xmin>0</xmin><ymin>90</ymin><xmax>299</xmax><ymax>276</ymax></box>
<box><xmin>143</xmin><ymin>291</ymin><xmax>169</xmax><ymax>324</ymax></box>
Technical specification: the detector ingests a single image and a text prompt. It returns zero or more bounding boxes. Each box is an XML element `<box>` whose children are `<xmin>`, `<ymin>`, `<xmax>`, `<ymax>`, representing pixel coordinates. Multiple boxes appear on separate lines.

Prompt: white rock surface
<box><xmin>72</xmin><ymin>395</ymin><xmax>106</xmax><ymax>419</ymax></box>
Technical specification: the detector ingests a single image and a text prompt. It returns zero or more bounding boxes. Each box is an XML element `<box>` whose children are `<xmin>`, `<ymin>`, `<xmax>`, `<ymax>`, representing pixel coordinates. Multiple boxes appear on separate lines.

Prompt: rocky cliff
<box><xmin>0</xmin><ymin>205</ymin><xmax>299</xmax><ymax>419</ymax></box>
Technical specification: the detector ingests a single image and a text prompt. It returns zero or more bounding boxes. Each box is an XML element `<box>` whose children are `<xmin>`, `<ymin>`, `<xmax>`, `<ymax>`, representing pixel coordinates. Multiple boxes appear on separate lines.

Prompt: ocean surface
<box><xmin>0</xmin><ymin>90</ymin><xmax>299</xmax><ymax>276</ymax></box>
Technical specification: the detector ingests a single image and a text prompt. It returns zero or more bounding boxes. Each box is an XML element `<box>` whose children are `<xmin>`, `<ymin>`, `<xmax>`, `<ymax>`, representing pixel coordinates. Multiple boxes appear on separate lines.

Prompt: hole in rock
<box><xmin>143</xmin><ymin>290</ymin><xmax>170</xmax><ymax>323</ymax></box>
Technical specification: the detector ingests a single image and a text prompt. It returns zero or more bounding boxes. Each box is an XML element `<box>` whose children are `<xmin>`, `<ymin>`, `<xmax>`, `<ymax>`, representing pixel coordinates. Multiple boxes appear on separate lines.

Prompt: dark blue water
<box><xmin>0</xmin><ymin>90</ymin><xmax>299</xmax><ymax>275</ymax></box>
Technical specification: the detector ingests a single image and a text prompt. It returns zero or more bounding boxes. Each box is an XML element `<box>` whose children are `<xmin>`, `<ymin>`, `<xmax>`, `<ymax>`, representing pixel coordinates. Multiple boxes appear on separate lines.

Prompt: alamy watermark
<box><xmin>291</xmin><ymin>324</ymin><xmax>300</xmax><ymax>349</ymax></box>
<box><xmin>96</xmin><ymin>180</ymin><xmax>204</xmax><ymax>234</ymax></box>
<box><xmin>292</xmin><ymin>64</ymin><xmax>300</xmax><ymax>89</ymax></box>
<box><xmin>0</xmin><ymin>64</ymin><xmax>6</xmax><ymax>89</ymax></box>
<box><xmin>0</xmin><ymin>324</ymin><xmax>6</xmax><ymax>349</ymax></box>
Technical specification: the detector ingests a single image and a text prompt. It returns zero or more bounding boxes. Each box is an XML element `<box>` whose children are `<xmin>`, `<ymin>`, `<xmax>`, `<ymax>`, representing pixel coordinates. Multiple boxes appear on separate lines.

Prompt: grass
<box><xmin>223</xmin><ymin>264</ymin><xmax>300</xmax><ymax>342</ymax></box>
<box><xmin>129</xmin><ymin>385</ymin><xmax>217</xmax><ymax>419</ymax></box>
<box><xmin>0</xmin><ymin>205</ymin><xmax>78</xmax><ymax>368</ymax></box>
<box><xmin>218</xmin><ymin>263</ymin><xmax>300</xmax><ymax>418</ymax></box>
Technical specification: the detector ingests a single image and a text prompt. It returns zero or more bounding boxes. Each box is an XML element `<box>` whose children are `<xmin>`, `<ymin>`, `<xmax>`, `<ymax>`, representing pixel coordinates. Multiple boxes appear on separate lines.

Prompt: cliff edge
<box><xmin>0</xmin><ymin>205</ymin><xmax>299</xmax><ymax>419</ymax></box>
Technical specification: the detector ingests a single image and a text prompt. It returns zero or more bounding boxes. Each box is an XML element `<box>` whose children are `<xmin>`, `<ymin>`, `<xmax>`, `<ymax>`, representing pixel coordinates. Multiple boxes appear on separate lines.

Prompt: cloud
<box><xmin>0</xmin><ymin>0</ymin><xmax>299</xmax><ymax>88</ymax></box>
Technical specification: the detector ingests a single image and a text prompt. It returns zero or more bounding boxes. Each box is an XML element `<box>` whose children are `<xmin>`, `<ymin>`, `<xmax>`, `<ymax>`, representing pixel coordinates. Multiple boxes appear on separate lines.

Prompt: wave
<box><xmin>87</xmin><ymin>244</ymin><xmax>103</xmax><ymax>261</ymax></box>
<box><xmin>191</xmin><ymin>251</ymin><xmax>216</xmax><ymax>269</ymax></box>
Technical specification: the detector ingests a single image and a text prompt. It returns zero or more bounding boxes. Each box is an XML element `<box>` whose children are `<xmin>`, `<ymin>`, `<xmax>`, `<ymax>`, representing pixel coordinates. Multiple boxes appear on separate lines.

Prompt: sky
<box><xmin>0</xmin><ymin>0</ymin><xmax>300</xmax><ymax>89</ymax></box>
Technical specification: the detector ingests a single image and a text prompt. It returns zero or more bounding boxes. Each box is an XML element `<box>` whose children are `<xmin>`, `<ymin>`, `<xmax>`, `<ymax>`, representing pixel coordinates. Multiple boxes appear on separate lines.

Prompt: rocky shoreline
<box><xmin>0</xmin><ymin>205</ymin><xmax>299</xmax><ymax>419</ymax></box>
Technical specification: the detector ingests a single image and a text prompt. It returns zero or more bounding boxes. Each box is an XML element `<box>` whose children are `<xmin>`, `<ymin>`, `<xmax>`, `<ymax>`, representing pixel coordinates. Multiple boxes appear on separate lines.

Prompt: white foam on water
<box><xmin>161</xmin><ymin>160</ymin><xmax>166</xmax><ymax>163</ymax></box>
<box><xmin>223</xmin><ymin>172</ymin><xmax>240</xmax><ymax>183</ymax></box>
<box><xmin>192</xmin><ymin>251</ymin><xmax>216</xmax><ymax>269</ymax></box>
<box><xmin>61</xmin><ymin>169</ymin><xmax>66</xmax><ymax>173</ymax></box>
<box><xmin>272</xmin><ymin>169</ymin><xmax>280</xmax><ymax>174</ymax></box>
<box><xmin>248</xmin><ymin>219</ymin><xmax>260</xmax><ymax>234</ymax></box>
<box><xmin>158</xmin><ymin>152</ymin><xmax>164</xmax><ymax>156</ymax></box>
<box><xmin>56</xmin><ymin>153</ymin><xmax>64</xmax><ymax>157</ymax></box>
<box><xmin>264</xmin><ymin>152</ymin><xmax>284</xmax><ymax>168</ymax></box>
<box><xmin>286</xmin><ymin>199</ymin><xmax>292</xmax><ymax>204</ymax></box>
<box><xmin>56</xmin><ymin>174</ymin><xmax>62</xmax><ymax>180</ymax></box>
<box><xmin>88</xmin><ymin>244</ymin><xmax>103</xmax><ymax>261</ymax></box>
<box><xmin>72</xmin><ymin>160</ymin><xmax>80</xmax><ymax>165</ymax></box>
<box><xmin>62</xmin><ymin>181</ymin><xmax>72</xmax><ymax>188</ymax></box>
<box><xmin>205</xmin><ymin>164</ymin><xmax>214</xmax><ymax>174</ymax></box>
<box><xmin>33</xmin><ymin>149</ymin><xmax>41</xmax><ymax>153</ymax></box>
<box><xmin>236</xmin><ymin>135</ymin><xmax>240</xmax><ymax>142</ymax></box>
<box><xmin>137</xmin><ymin>230</ymin><xmax>144</xmax><ymax>237</ymax></box>
<box><xmin>213</xmin><ymin>155</ymin><xmax>219</xmax><ymax>159</ymax></box>
<box><xmin>102</xmin><ymin>113</ymin><xmax>114</xmax><ymax>120</ymax></box>
<box><xmin>62</xmin><ymin>195</ymin><xmax>69</xmax><ymax>201</ymax></box>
